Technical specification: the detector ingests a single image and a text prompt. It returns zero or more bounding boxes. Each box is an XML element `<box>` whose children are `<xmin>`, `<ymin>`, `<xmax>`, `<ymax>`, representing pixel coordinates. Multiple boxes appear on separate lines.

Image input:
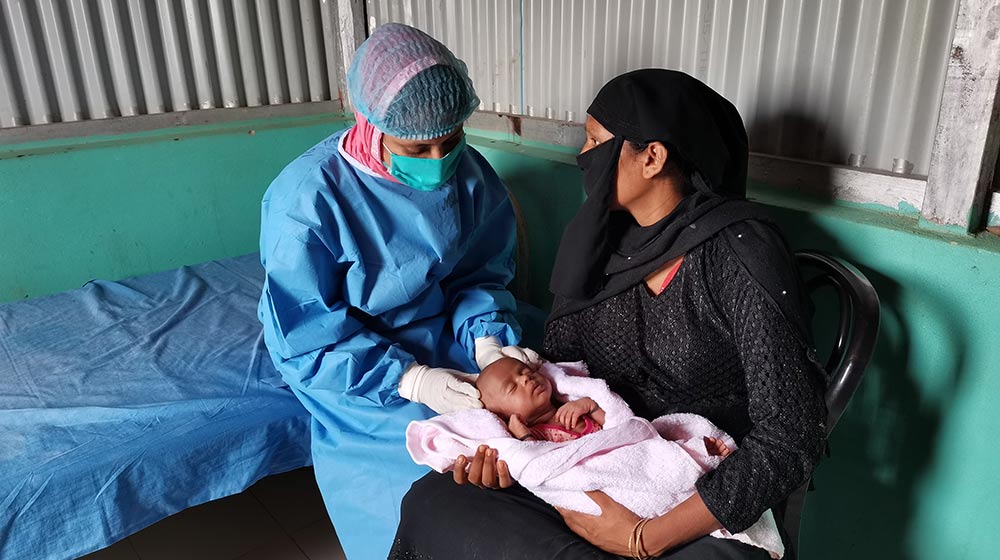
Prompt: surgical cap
<box><xmin>347</xmin><ymin>23</ymin><xmax>480</xmax><ymax>140</ymax></box>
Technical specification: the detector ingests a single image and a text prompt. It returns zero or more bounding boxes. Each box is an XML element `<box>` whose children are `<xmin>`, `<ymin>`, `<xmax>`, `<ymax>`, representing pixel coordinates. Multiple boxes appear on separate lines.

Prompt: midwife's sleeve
<box><xmin>258</xmin><ymin>180</ymin><xmax>415</xmax><ymax>407</ymax></box>
<box><xmin>443</xmin><ymin>166</ymin><xmax>521</xmax><ymax>366</ymax></box>
<box><xmin>694</xmin><ymin>225</ymin><xmax>828</xmax><ymax>533</ymax></box>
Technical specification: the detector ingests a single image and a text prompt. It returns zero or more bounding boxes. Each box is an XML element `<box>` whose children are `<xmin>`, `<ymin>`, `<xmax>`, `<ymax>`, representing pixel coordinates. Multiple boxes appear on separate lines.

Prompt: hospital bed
<box><xmin>0</xmin><ymin>254</ymin><xmax>312</xmax><ymax>560</ymax></box>
<box><xmin>0</xmin><ymin>252</ymin><xmax>547</xmax><ymax>560</ymax></box>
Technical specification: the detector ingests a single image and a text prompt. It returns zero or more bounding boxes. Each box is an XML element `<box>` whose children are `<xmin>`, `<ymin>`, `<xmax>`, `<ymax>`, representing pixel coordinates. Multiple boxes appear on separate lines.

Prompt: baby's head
<box><xmin>477</xmin><ymin>357</ymin><xmax>553</xmax><ymax>424</ymax></box>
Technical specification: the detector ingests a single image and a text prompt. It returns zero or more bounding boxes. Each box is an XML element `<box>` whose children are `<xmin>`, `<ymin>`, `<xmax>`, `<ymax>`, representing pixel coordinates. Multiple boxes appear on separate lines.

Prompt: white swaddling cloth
<box><xmin>405</xmin><ymin>361</ymin><xmax>784</xmax><ymax>559</ymax></box>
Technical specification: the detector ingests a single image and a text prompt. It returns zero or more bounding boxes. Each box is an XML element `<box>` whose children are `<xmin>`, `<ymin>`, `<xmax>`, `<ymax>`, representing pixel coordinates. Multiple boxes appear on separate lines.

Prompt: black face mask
<box><xmin>549</xmin><ymin>69</ymin><xmax>763</xmax><ymax>319</ymax></box>
<box><xmin>576</xmin><ymin>137</ymin><xmax>623</xmax><ymax>198</ymax></box>
<box><xmin>549</xmin><ymin>136</ymin><xmax>628</xmax><ymax>300</ymax></box>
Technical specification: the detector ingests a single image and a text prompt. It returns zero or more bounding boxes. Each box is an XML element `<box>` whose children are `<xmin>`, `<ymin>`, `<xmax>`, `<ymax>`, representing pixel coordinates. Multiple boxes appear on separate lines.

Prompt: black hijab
<box><xmin>548</xmin><ymin>69</ymin><xmax>794</xmax><ymax>326</ymax></box>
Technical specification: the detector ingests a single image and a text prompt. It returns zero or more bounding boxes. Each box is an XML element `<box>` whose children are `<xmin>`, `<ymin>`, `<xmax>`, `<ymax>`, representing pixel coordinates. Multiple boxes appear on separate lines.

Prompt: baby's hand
<box><xmin>508</xmin><ymin>414</ymin><xmax>532</xmax><ymax>440</ymax></box>
<box><xmin>555</xmin><ymin>398</ymin><xmax>596</xmax><ymax>430</ymax></box>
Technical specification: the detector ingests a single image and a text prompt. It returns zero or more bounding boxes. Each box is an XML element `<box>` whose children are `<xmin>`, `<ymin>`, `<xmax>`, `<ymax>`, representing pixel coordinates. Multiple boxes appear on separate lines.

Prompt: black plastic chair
<box><xmin>778</xmin><ymin>251</ymin><xmax>881</xmax><ymax>558</ymax></box>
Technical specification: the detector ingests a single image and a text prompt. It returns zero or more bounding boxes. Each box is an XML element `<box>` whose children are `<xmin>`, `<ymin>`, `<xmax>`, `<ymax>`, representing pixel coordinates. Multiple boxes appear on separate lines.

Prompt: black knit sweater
<box><xmin>543</xmin><ymin>231</ymin><xmax>828</xmax><ymax>533</ymax></box>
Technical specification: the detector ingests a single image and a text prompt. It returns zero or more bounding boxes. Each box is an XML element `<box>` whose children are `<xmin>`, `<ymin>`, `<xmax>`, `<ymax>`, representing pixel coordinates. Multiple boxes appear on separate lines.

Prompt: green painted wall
<box><xmin>2</xmin><ymin>118</ymin><xmax>999</xmax><ymax>559</ymax></box>
<box><xmin>0</xmin><ymin>115</ymin><xmax>351</xmax><ymax>301</ymax></box>
<box><xmin>755</xmin><ymin>195</ymin><xmax>1000</xmax><ymax>560</ymax></box>
<box><xmin>470</xmin><ymin>137</ymin><xmax>582</xmax><ymax>309</ymax></box>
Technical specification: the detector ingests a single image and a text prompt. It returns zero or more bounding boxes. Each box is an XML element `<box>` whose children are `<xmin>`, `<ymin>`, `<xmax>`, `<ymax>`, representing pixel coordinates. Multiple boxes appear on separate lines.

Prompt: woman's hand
<box><xmin>453</xmin><ymin>445</ymin><xmax>514</xmax><ymax>489</ymax></box>
<box><xmin>561</xmin><ymin>491</ymin><xmax>723</xmax><ymax>557</ymax></box>
<box><xmin>556</xmin><ymin>491</ymin><xmax>641</xmax><ymax>556</ymax></box>
<box><xmin>398</xmin><ymin>363</ymin><xmax>482</xmax><ymax>414</ymax></box>
<box><xmin>475</xmin><ymin>336</ymin><xmax>543</xmax><ymax>370</ymax></box>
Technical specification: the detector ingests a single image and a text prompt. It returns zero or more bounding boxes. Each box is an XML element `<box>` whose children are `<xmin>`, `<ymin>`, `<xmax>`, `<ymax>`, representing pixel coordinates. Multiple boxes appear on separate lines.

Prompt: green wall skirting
<box><xmin>2</xmin><ymin>118</ymin><xmax>999</xmax><ymax>559</ymax></box>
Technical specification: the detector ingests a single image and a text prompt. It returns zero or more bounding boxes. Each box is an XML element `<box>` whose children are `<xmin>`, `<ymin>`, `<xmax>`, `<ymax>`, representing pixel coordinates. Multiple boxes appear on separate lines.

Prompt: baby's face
<box><xmin>478</xmin><ymin>358</ymin><xmax>553</xmax><ymax>423</ymax></box>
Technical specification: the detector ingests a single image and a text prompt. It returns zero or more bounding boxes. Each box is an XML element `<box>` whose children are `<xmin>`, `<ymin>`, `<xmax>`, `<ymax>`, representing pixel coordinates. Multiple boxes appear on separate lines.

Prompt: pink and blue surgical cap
<box><xmin>347</xmin><ymin>23</ymin><xmax>480</xmax><ymax>140</ymax></box>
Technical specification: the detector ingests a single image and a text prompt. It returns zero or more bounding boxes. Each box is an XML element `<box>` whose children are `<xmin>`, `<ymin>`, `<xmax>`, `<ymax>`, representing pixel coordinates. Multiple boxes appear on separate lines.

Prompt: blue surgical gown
<box><xmin>258</xmin><ymin>130</ymin><xmax>521</xmax><ymax>560</ymax></box>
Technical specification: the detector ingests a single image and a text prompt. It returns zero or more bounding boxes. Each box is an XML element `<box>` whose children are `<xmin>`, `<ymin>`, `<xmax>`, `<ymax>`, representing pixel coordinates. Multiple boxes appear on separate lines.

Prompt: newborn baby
<box><xmin>405</xmin><ymin>359</ymin><xmax>781</xmax><ymax>557</ymax></box>
<box><xmin>477</xmin><ymin>357</ymin><xmax>731</xmax><ymax>456</ymax></box>
<box><xmin>477</xmin><ymin>356</ymin><xmax>604</xmax><ymax>442</ymax></box>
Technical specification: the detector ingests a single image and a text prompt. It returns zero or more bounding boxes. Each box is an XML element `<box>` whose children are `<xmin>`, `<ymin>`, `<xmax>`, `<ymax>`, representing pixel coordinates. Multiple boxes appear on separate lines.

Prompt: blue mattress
<box><xmin>0</xmin><ymin>254</ymin><xmax>312</xmax><ymax>560</ymax></box>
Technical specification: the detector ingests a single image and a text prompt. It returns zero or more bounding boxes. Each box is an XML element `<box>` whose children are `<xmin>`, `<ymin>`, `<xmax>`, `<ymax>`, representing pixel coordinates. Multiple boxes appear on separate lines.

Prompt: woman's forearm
<box><xmin>642</xmin><ymin>492</ymin><xmax>722</xmax><ymax>556</ymax></box>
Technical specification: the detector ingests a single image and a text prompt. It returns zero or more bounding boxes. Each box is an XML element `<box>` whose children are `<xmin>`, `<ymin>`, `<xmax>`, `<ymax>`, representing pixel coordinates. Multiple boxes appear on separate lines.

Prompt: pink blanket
<box><xmin>405</xmin><ymin>362</ymin><xmax>784</xmax><ymax>558</ymax></box>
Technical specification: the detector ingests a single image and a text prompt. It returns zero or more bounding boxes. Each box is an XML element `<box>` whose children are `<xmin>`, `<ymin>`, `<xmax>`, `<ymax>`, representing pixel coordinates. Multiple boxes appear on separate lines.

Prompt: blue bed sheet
<box><xmin>0</xmin><ymin>254</ymin><xmax>312</xmax><ymax>560</ymax></box>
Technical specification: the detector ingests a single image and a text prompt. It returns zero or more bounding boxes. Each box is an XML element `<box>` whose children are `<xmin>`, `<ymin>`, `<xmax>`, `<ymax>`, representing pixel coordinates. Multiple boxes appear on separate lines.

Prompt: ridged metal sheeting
<box><xmin>368</xmin><ymin>0</ymin><xmax>959</xmax><ymax>175</ymax></box>
<box><xmin>0</xmin><ymin>0</ymin><xmax>343</xmax><ymax>129</ymax></box>
<box><xmin>365</xmin><ymin>0</ymin><xmax>521</xmax><ymax>114</ymax></box>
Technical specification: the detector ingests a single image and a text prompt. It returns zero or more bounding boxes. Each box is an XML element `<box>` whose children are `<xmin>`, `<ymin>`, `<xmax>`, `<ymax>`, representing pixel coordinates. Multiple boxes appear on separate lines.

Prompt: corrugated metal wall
<box><xmin>368</xmin><ymin>0</ymin><xmax>959</xmax><ymax>176</ymax></box>
<box><xmin>0</xmin><ymin>0</ymin><xmax>343</xmax><ymax>129</ymax></box>
<box><xmin>364</xmin><ymin>0</ymin><xmax>521</xmax><ymax>114</ymax></box>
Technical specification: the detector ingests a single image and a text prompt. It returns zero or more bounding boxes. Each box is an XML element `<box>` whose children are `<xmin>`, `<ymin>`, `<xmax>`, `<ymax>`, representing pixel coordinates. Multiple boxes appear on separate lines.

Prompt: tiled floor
<box><xmin>79</xmin><ymin>468</ymin><xmax>346</xmax><ymax>560</ymax></box>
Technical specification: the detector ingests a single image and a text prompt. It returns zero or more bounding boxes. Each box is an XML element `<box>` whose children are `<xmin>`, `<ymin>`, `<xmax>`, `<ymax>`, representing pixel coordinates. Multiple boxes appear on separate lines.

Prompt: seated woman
<box><xmin>390</xmin><ymin>69</ymin><xmax>827</xmax><ymax>560</ymax></box>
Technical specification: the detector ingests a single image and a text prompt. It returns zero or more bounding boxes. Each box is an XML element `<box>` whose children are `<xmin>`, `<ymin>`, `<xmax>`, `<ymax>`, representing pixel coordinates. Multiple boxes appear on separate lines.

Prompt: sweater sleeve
<box><xmin>694</xmin><ymin>235</ymin><xmax>828</xmax><ymax>533</ymax></box>
<box><xmin>542</xmin><ymin>310</ymin><xmax>585</xmax><ymax>363</ymax></box>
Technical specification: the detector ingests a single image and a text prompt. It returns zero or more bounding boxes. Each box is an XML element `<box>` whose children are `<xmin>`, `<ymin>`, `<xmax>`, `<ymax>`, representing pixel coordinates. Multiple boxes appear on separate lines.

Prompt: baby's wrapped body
<box><xmin>405</xmin><ymin>361</ymin><xmax>785</xmax><ymax>558</ymax></box>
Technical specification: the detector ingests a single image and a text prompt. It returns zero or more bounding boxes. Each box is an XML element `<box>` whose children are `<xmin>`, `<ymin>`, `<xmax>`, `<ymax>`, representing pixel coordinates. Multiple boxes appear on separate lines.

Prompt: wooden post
<box><xmin>922</xmin><ymin>0</ymin><xmax>1000</xmax><ymax>232</ymax></box>
<box><xmin>330</xmin><ymin>0</ymin><xmax>366</xmax><ymax>110</ymax></box>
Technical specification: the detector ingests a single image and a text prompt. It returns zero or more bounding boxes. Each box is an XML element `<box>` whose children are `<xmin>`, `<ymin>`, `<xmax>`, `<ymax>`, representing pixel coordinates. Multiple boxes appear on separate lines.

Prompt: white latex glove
<box><xmin>398</xmin><ymin>363</ymin><xmax>482</xmax><ymax>414</ymax></box>
<box><xmin>474</xmin><ymin>336</ymin><xmax>542</xmax><ymax>371</ymax></box>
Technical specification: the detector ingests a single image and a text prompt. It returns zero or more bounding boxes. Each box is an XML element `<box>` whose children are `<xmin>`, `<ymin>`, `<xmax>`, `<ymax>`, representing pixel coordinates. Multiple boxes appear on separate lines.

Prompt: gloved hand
<box><xmin>474</xmin><ymin>336</ymin><xmax>542</xmax><ymax>370</ymax></box>
<box><xmin>398</xmin><ymin>362</ymin><xmax>482</xmax><ymax>414</ymax></box>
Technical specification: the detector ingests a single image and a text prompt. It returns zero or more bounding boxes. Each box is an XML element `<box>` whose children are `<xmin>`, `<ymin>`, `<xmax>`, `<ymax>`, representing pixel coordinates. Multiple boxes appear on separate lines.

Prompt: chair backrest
<box><xmin>795</xmin><ymin>251</ymin><xmax>881</xmax><ymax>435</ymax></box>
<box><xmin>778</xmin><ymin>251</ymin><xmax>881</xmax><ymax>559</ymax></box>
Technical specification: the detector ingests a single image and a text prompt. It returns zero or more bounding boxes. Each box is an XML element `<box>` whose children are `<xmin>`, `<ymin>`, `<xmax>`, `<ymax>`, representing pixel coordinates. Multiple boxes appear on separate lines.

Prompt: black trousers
<box><xmin>390</xmin><ymin>472</ymin><xmax>772</xmax><ymax>560</ymax></box>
